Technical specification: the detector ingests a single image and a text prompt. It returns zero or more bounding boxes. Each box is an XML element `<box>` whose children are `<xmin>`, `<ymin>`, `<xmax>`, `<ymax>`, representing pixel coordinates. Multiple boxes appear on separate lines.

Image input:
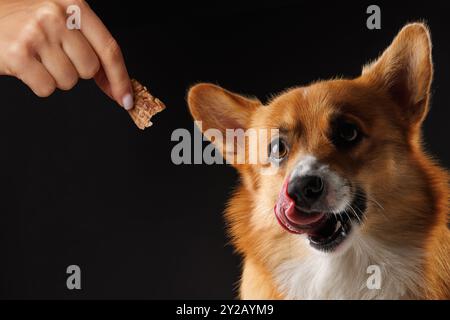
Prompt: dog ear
<box><xmin>362</xmin><ymin>23</ymin><xmax>433</xmax><ymax>125</ymax></box>
<box><xmin>187</xmin><ymin>83</ymin><xmax>261</xmax><ymax>163</ymax></box>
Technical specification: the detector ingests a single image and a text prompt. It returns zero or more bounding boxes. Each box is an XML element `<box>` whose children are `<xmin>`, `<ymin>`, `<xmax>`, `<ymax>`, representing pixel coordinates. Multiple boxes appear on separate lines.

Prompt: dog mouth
<box><xmin>274</xmin><ymin>180</ymin><xmax>367</xmax><ymax>252</ymax></box>
<box><xmin>301</xmin><ymin>211</ymin><xmax>352</xmax><ymax>252</ymax></box>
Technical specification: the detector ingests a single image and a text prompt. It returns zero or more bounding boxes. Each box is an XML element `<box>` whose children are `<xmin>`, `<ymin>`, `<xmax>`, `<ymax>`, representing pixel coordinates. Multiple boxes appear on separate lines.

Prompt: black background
<box><xmin>0</xmin><ymin>0</ymin><xmax>449</xmax><ymax>299</ymax></box>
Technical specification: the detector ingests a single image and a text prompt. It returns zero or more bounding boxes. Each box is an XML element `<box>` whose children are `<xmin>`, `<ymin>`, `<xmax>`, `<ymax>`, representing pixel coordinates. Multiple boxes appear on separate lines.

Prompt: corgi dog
<box><xmin>187</xmin><ymin>23</ymin><xmax>450</xmax><ymax>299</ymax></box>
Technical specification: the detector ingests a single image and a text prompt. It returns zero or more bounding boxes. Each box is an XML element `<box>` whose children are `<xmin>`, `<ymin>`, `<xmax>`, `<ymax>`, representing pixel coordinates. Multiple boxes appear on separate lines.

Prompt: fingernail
<box><xmin>122</xmin><ymin>93</ymin><xmax>134</xmax><ymax>110</ymax></box>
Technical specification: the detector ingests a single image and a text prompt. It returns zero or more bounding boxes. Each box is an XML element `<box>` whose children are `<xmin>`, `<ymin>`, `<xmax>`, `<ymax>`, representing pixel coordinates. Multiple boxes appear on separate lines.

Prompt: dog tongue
<box><xmin>275</xmin><ymin>178</ymin><xmax>325</xmax><ymax>232</ymax></box>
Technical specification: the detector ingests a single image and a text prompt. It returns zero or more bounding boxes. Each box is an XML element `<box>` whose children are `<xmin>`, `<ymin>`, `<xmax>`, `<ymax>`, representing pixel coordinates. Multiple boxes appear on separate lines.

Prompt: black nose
<box><xmin>287</xmin><ymin>175</ymin><xmax>325</xmax><ymax>208</ymax></box>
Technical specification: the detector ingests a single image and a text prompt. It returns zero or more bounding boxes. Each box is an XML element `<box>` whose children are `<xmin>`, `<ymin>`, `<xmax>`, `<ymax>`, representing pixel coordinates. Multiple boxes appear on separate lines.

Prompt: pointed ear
<box><xmin>362</xmin><ymin>23</ymin><xmax>433</xmax><ymax>125</ymax></box>
<box><xmin>187</xmin><ymin>83</ymin><xmax>261</xmax><ymax>162</ymax></box>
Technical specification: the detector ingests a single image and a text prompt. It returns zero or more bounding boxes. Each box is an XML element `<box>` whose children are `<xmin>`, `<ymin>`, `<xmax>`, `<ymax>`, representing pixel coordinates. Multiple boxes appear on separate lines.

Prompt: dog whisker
<box><xmin>352</xmin><ymin>190</ymin><xmax>389</xmax><ymax>221</ymax></box>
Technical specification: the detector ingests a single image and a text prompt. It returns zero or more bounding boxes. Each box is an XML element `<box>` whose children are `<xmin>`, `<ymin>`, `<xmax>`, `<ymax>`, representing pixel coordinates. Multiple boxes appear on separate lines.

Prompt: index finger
<box><xmin>72</xmin><ymin>1</ymin><xmax>133</xmax><ymax>110</ymax></box>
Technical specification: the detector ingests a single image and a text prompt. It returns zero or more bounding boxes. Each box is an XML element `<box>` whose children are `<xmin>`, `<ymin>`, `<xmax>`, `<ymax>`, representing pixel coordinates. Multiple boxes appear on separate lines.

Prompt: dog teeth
<box><xmin>335</xmin><ymin>221</ymin><xmax>342</xmax><ymax>232</ymax></box>
<box><xmin>337</xmin><ymin>220</ymin><xmax>349</xmax><ymax>236</ymax></box>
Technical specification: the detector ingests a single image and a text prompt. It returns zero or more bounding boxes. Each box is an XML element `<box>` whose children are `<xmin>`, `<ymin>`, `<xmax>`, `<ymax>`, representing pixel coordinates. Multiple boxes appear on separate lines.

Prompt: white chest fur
<box><xmin>273</xmin><ymin>234</ymin><xmax>423</xmax><ymax>300</ymax></box>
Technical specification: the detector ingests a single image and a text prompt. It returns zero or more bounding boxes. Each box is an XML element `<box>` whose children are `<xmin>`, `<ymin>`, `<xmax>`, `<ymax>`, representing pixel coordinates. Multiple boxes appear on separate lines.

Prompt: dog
<box><xmin>187</xmin><ymin>23</ymin><xmax>450</xmax><ymax>299</ymax></box>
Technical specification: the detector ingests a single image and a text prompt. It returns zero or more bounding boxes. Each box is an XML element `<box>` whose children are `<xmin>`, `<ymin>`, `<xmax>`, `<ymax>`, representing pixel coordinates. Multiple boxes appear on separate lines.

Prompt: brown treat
<box><xmin>128</xmin><ymin>79</ymin><xmax>166</xmax><ymax>130</ymax></box>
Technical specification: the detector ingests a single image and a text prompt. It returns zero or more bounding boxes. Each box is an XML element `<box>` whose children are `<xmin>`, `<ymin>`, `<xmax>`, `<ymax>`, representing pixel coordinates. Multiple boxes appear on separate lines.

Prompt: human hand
<box><xmin>0</xmin><ymin>0</ymin><xmax>134</xmax><ymax>109</ymax></box>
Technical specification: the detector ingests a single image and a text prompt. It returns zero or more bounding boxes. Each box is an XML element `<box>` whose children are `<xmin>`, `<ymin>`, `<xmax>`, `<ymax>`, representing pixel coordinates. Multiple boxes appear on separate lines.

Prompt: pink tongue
<box><xmin>276</xmin><ymin>178</ymin><xmax>325</xmax><ymax>227</ymax></box>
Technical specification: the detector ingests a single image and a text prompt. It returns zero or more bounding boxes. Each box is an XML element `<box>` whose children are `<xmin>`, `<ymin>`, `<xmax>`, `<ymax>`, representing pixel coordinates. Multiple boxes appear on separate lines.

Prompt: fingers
<box><xmin>16</xmin><ymin>57</ymin><xmax>56</xmax><ymax>98</ymax></box>
<box><xmin>93</xmin><ymin>66</ymin><xmax>113</xmax><ymax>100</ymax></box>
<box><xmin>39</xmin><ymin>44</ymin><xmax>79</xmax><ymax>91</ymax></box>
<box><xmin>61</xmin><ymin>29</ymin><xmax>100</xmax><ymax>80</ymax></box>
<box><xmin>1</xmin><ymin>0</ymin><xmax>133</xmax><ymax>108</ymax></box>
<box><xmin>76</xmin><ymin>2</ymin><xmax>133</xmax><ymax>109</ymax></box>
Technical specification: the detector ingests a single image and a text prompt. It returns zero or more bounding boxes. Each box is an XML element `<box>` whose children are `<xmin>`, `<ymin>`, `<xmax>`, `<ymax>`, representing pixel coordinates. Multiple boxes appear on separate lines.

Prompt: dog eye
<box><xmin>340</xmin><ymin>123</ymin><xmax>359</xmax><ymax>142</ymax></box>
<box><xmin>268</xmin><ymin>138</ymin><xmax>289</xmax><ymax>162</ymax></box>
<box><xmin>331</xmin><ymin>118</ymin><xmax>362</xmax><ymax>148</ymax></box>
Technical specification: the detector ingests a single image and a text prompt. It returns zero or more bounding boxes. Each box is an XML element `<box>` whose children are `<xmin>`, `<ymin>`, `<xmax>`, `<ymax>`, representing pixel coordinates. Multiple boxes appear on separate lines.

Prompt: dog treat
<box><xmin>128</xmin><ymin>79</ymin><xmax>166</xmax><ymax>130</ymax></box>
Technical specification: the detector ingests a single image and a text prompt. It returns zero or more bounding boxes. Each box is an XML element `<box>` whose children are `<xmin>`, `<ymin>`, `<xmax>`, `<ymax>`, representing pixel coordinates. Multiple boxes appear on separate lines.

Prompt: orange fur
<box><xmin>188</xmin><ymin>23</ymin><xmax>450</xmax><ymax>299</ymax></box>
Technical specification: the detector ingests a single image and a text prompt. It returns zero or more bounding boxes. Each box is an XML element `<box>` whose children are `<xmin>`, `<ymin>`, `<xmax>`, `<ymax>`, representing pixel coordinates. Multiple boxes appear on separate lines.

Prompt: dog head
<box><xmin>187</xmin><ymin>23</ymin><xmax>435</xmax><ymax>255</ymax></box>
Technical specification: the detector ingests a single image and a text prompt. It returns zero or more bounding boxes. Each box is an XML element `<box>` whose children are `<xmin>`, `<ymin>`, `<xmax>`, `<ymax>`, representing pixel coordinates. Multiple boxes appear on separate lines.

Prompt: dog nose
<box><xmin>287</xmin><ymin>175</ymin><xmax>325</xmax><ymax>208</ymax></box>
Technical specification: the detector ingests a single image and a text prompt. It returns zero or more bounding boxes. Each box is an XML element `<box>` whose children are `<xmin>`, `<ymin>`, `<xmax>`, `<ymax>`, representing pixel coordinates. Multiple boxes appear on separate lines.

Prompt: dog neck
<box><xmin>273</xmin><ymin>232</ymin><xmax>424</xmax><ymax>299</ymax></box>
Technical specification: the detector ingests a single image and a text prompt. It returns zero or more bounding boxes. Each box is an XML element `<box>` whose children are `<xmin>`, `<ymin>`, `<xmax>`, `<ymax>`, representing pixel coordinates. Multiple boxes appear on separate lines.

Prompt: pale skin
<box><xmin>0</xmin><ymin>0</ymin><xmax>134</xmax><ymax>110</ymax></box>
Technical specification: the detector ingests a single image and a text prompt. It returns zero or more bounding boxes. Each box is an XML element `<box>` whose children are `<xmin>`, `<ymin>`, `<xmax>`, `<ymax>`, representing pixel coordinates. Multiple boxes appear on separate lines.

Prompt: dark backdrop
<box><xmin>0</xmin><ymin>0</ymin><xmax>449</xmax><ymax>299</ymax></box>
